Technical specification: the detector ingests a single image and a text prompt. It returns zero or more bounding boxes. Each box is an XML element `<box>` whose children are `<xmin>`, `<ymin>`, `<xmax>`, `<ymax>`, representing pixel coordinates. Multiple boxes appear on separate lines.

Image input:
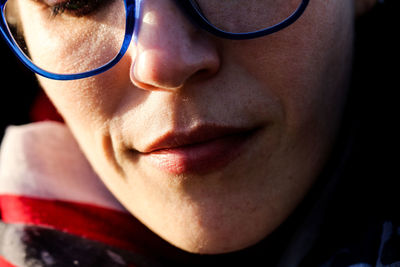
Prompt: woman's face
<box><xmin>18</xmin><ymin>0</ymin><xmax>356</xmax><ymax>254</ymax></box>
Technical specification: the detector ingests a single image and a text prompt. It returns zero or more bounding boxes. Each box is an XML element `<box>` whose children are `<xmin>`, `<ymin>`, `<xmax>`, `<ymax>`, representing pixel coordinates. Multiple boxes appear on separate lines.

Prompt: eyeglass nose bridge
<box><xmin>131</xmin><ymin>0</ymin><xmax>143</xmax><ymax>43</ymax></box>
<box><xmin>116</xmin><ymin>0</ymin><xmax>141</xmax><ymax>63</ymax></box>
<box><xmin>127</xmin><ymin>0</ymin><xmax>198</xmax><ymax>44</ymax></box>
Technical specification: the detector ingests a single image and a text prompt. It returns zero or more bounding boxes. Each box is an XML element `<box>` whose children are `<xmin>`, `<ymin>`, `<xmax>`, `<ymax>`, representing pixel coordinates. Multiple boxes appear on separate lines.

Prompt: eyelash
<box><xmin>50</xmin><ymin>0</ymin><xmax>103</xmax><ymax>17</ymax></box>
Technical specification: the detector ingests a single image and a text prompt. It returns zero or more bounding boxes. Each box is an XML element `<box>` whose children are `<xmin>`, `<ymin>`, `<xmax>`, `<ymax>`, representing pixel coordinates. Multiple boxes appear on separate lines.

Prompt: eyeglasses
<box><xmin>0</xmin><ymin>0</ymin><xmax>309</xmax><ymax>80</ymax></box>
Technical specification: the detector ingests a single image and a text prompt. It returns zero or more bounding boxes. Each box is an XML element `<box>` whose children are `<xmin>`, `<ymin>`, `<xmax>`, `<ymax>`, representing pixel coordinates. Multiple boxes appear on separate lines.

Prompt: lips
<box><xmin>136</xmin><ymin>125</ymin><xmax>258</xmax><ymax>174</ymax></box>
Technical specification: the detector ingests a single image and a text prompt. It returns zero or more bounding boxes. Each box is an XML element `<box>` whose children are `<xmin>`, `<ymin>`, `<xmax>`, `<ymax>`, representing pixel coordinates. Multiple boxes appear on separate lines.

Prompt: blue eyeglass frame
<box><xmin>0</xmin><ymin>0</ymin><xmax>309</xmax><ymax>80</ymax></box>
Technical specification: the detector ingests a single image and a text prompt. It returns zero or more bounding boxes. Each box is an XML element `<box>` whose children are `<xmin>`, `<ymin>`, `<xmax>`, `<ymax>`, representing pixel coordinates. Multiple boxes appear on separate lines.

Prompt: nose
<box><xmin>129</xmin><ymin>0</ymin><xmax>220</xmax><ymax>91</ymax></box>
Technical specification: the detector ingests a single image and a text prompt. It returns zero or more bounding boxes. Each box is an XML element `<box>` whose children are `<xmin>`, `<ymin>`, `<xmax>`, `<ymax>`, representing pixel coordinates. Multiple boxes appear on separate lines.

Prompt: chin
<box><xmin>165</xmin><ymin>225</ymin><xmax>270</xmax><ymax>255</ymax></box>
<box><xmin>141</xmin><ymin>194</ymin><xmax>278</xmax><ymax>256</ymax></box>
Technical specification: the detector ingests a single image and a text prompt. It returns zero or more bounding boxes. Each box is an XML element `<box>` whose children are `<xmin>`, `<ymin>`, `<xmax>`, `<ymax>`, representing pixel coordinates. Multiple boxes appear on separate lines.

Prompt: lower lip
<box><xmin>140</xmin><ymin>132</ymin><xmax>255</xmax><ymax>175</ymax></box>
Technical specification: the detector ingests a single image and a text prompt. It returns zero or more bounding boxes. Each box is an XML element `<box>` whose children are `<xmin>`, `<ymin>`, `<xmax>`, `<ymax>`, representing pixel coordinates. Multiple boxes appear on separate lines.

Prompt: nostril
<box><xmin>189</xmin><ymin>68</ymin><xmax>219</xmax><ymax>85</ymax></box>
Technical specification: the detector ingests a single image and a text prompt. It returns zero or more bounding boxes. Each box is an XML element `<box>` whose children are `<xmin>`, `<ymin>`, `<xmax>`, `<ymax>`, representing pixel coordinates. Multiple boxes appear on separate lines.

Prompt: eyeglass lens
<box><xmin>4</xmin><ymin>0</ymin><xmax>126</xmax><ymax>75</ymax></box>
<box><xmin>194</xmin><ymin>0</ymin><xmax>303</xmax><ymax>33</ymax></box>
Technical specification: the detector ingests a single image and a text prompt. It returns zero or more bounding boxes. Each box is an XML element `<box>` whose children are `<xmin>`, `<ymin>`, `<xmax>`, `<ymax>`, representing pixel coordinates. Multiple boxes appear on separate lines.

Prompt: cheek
<box><xmin>38</xmin><ymin>76</ymin><xmax>119</xmax><ymax>186</ymax></box>
<box><xmin>37</xmin><ymin>52</ymin><xmax>141</xmax><ymax>170</ymax></box>
<box><xmin>16</xmin><ymin>0</ymin><xmax>126</xmax><ymax>74</ymax></box>
<box><xmin>38</xmin><ymin>71</ymin><xmax>123</xmax><ymax>127</ymax></box>
<box><xmin>228</xmin><ymin>0</ymin><xmax>353</xmax><ymax>137</ymax></box>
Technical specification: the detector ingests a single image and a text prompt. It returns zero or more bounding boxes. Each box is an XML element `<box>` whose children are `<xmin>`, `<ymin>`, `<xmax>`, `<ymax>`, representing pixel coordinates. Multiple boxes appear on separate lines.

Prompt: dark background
<box><xmin>0</xmin><ymin>36</ymin><xmax>40</xmax><ymax>139</ymax></box>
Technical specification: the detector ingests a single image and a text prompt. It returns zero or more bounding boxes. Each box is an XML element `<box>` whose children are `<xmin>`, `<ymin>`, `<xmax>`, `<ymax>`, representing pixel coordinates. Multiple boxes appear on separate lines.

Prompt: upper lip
<box><xmin>140</xmin><ymin>124</ymin><xmax>257</xmax><ymax>153</ymax></box>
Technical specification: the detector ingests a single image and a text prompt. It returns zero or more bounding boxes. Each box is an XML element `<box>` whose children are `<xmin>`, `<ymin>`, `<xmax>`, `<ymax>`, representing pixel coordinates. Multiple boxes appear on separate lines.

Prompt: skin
<box><xmin>16</xmin><ymin>0</ymin><xmax>374</xmax><ymax>255</ymax></box>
